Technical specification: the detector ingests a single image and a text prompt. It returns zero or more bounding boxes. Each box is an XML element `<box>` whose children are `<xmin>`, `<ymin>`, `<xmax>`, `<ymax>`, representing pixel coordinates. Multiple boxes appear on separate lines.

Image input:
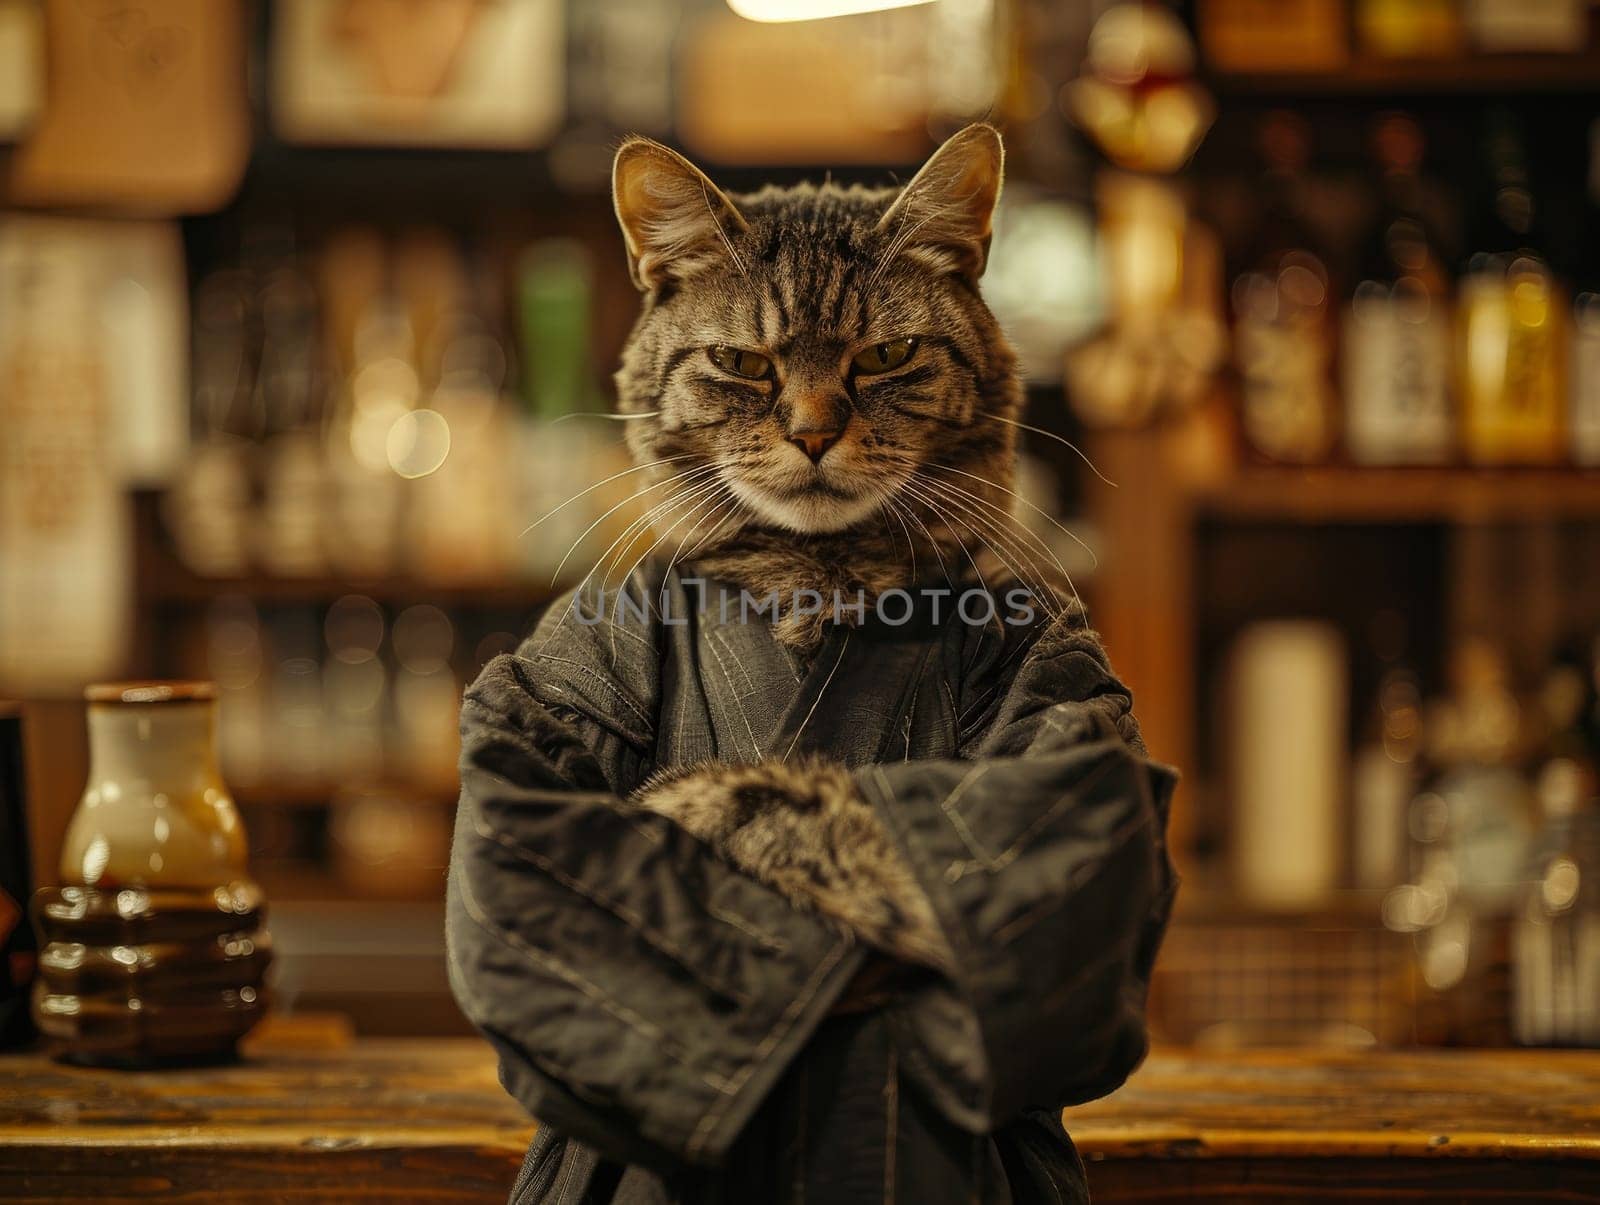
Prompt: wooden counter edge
<box><xmin>0</xmin><ymin>1127</ymin><xmax>533</xmax><ymax>1155</ymax></box>
<box><xmin>1064</xmin><ymin>1126</ymin><xmax>1600</xmax><ymax>1162</ymax></box>
<box><xmin>4</xmin><ymin>1123</ymin><xmax>1597</xmax><ymax>1164</ymax></box>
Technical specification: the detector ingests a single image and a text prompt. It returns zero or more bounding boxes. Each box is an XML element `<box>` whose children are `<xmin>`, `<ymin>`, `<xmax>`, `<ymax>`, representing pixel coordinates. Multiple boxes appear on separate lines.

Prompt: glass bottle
<box><xmin>254</xmin><ymin>227</ymin><xmax>331</xmax><ymax>580</ymax></box>
<box><xmin>31</xmin><ymin>682</ymin><xmax>270</xmax><ymax>1066</ymax></box>
<box><xmin>1353</xmin><ymin>665</ymin><xmax>1424</xmax><ymax>889</ymax></box>
<box><xmin>1573</xmin><ymin>291</ymin><xmax>1600</xmax><ymax>466</ymax></box>
<box><xmin>1569</xmin><ymin>117</ymin><xmax>1600</xmax><ymax>467</ymax></box>
<box><xmin>1513</xmin><ymin>759</ymin><xmax>1600</xmax><ymax>1046</ymax></box>
<box><xmin>1464</xmin><ymin>0</ymin><xmax>1586</xmax><ymax>53</ymax></box>
<box><xmin>517</xmin><ymin>239</ymin><xmax>625</xmax><ymax>585</ymax></box>
<box><xmin>1386</xmin><ymin>641</ymin><xmax>1533</xmax><ymax>1044</ymax></box>
<box><xmin>1343</xmin><ymin>114</ymin><xmax>1455</xmax><ymax>466</ymax></box>
<box><xmin>1459</xmin><ymin>110</ymin><xmax>1566</xmax><ymax>465</ymax></box>
<box><xmin>327</xmin><ymin>297</ymin><xmax>410</xmax><ymax>578</ymax></box>
<box><xmin>1357</xmin><ymin>0</ymin><xmax>1464</xmax><ymax>57</ymax></box>
<box><xmin>1423</xmin><ymin>641</ymin><xmax>1535</xmax><ymax>909</ymax></box>
<box><xmin>1233</xmin><ymin>111</ymin><xmax>1337</xmax><ymax>464</ymax></box>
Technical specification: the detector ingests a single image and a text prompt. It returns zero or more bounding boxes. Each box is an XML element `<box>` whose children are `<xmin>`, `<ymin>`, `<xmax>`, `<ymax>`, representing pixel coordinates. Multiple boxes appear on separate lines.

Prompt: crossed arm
<box><xmin>447</xmin><ymin>608</ymin><xmax>1176</xmax><ymax>1166</ymax></box>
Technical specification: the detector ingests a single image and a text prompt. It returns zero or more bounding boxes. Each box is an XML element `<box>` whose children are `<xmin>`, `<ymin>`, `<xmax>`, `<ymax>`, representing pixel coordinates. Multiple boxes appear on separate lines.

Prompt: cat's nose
<box><xmin>790</xmin><ymin>430</ymin><xmax>841</xmax><ymax>463</ymax></box>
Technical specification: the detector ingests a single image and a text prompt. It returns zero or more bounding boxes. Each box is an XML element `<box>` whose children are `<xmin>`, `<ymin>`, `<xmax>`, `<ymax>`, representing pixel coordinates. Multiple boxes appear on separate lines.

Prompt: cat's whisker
<box><xmin>925</xmin><ymin>462</ymin><xmax>1099</xmax><ymax>570</ymax></box>
<box><xmin>556</xmin><ymin>460</ymin><xmax>720</xmax><ymax>582</ymax></box>
<box><xmin>893</xmin><ymin>480</ymin><xmax>1003</xmax><ymax>618</ymax></box>
<box><xmin>574</xmin><ymin>473</ymin><xmax>722</xmax><ymax>610</ymax></box>
<box><xmin>909</xmin><ymin>476</ymin><xmax>1065</xmax><ymax>619</ymax></box>
<box><xmin>897</xmin><ymin>483</ymin><xmax>1044</xmax><ymax>672</ymax></box>
<box><xmin>911</xmin><ymin>470</ymin><xmax>1079</xmax><ymax>613</ymax></box>
<box><xmin>600</xmin><ymin>475</ymin><xmax>728</xmax><ymax>596</ymax></box>
<box><xmin>606</xmin><ymin>483</ymin><xmax>727</xmax><ymax>659</ymax></box>
<box><xmin>912</xmin><ymin>470</ymin><xmax>1071</xmax><ymax>580</ymax></box>
<box><xmin>547</xmin><ymin>463</ymin><xmax>721</xmax><ymax>586</ymax></box>
<box><xmin>675</xmin><ymin>497</ymin><xmax>742</xmax><ymax>595</ymax></box>
<box><xmin>870</xmin><ymin>448</ymin><xmax>1081</xmax><ymax>592</ymax></box>
<box><xmin>894</xmin><ymin>504</ymin><xmax>919</xmax><ymax>586</ymax></box>
<box><xmin>604</xmin><ymin>475</ymin><xmax>725</xmax><ymax>588</ymax></box>
<box><xmin>915</xmin><ymin>476</ymin><xmax>1062</xmax><ymax>620</ymax></box>
<box><xmin>907</xmin><ymin>479</ymin><xmax>1060</xmax><ymax>617</ymax></box>
<box><xmin>595</xmin><ymin>483</ymin><xmax>681</xmax><ymax>572</ymax></box>
<box><xmin>862</xmin><ymin>481</ymin><xmax>901</xmax><ymax>554</ymax></box>
<box><xmin>661</xmin><ymin>488</ymin><xmax>738</xmax><ymax>594</ymax></box>
<box><xmin>872</xmin><ymin>488</ymin><xmax>917</xmax><ymax>586</ymax></box>
<box><xmin>596</xmin><ymin>486</ymin><xmax>715</xmax><ymax>661</ymax></box>
<box><xmin>611</xmin><ymin>482</ymin><xmax>730</xmax><ymax>608</ymax></box>
<box><xmin>518</xmin><ymin>452</ymin><xmax>700</xmax><ymax>538</ymax></box>
<box><xmin>898</xmin><ymin>478</ymin><xmax>1059</xmax><ymax>622</ymax></box>
<box><xmin>550</xmin><ymin>410</ymin><xmax>662</xmax><ymax>423</ymax></box>
<box><xmin>585</xmin><ymin>496</ymin><xmax>706</xmax><ymax>657</ymax></box>
<box><xmin>875</xmin><ymin>508</ymin><xmax>898</xmax><ymax>564</ymax></box>
<box><xmin>914</xmin><ymin>472</ymin><xmax>1082</xmax><ymax>619</ymax></box>
<box><xmin>850</xmin><ymin>455</ymin><xmax>1046</xmax><ymax>604</ymax></box>
<box><xmin>977</xmin><ymin>411</ymin><xmax>1116</xmax><ymax>488</ymax></box>
<box><xmin>891</xmin><ymin>494</ymin><xmax>957</xmax><ymax>596</ymax></box>
<box><xmin>701</xmin><ymin>177</ymin><xmax>750</xmax><ymax>281</ymax></box>
<box><xmin>867</xmin><ymin>199</ymin><xmax>953</xmax><ymax>293</ymax></box>
<box><xmin>545</xmin><ymin>474</ymin><xmax>721</xmax><ymax>639</ymax></box>
<box><xmin>638</xmin><ymin>491</ymin><xmax>738</xmax><ymax>653</ymax></box>
<box><xmin>870</xmin><ymin>448</ymin><xmax>1095</xmax><ymax>580</ymax></box>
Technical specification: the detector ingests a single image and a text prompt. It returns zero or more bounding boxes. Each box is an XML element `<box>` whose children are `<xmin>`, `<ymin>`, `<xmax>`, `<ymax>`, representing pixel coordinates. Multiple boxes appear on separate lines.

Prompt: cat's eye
<box><xmin>708</xmin><ymin>345</ymin><xmax>772</xmax><ymax>379</ymax></box>
<box><xmin>852</xmin><ymin>338</ymin><xmax>917</xmax><ymax>375</ymax></box>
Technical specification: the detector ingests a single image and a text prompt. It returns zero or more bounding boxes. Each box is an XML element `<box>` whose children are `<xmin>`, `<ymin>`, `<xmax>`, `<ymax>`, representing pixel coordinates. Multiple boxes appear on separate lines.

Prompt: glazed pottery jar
<box><xmin>61</xmin><ymin>681</ymin><xmax>248</xmax><ymax>887</ymax></box>
<box><xmin>32</xmin><ymin>682</ymin><xmax>271</xmax><ymax>1066</ymax></box>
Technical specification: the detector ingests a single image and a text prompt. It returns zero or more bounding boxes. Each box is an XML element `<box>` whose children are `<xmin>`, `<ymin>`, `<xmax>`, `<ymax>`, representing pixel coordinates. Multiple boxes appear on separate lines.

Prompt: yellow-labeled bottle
<box><xmin>1461</xmin><ymin>256</ymin><xmax>1566</xmax><ymax>464</ymax></box>
<box><xmin>1459</xmin><ymin>112</ymin><xmax>1566</xmax><ymax>465</ymax></box>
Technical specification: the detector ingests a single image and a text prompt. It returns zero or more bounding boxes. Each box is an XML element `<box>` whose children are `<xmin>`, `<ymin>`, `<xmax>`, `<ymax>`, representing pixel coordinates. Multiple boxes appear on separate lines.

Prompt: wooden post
<box><xmin>1088</xmin><ymin>424</ymin><xmax>1199</xmax><ymax>873</ymax></box>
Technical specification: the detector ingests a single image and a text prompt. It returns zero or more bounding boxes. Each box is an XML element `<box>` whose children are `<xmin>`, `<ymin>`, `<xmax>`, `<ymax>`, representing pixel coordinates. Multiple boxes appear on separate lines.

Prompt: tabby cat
<box><xmin>600</xmin><ymin>124</ymin><xmax>1065</xmax><ymax>976</ymax></box>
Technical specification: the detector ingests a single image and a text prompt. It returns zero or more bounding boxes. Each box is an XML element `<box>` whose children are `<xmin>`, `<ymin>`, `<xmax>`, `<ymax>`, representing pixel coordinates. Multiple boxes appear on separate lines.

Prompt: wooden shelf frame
<box><xmin>132</xmin><ymin>493</ymin><xmax>563</xmax><ymax>611</ymax></box>
<box><xmin>1086</xmin><ymin>425</ymin><xmax>1600</xmax><ymax>878</ymax></box>
<box><xmin>1207</xmin><ymin>52</ymin><xmax>1600</xmax><ymax>98</ymax></box>
<box><xmin>1196</xmin><ymin>466</ymin><xmax>1600</xmax><ymax>525</ymax></box>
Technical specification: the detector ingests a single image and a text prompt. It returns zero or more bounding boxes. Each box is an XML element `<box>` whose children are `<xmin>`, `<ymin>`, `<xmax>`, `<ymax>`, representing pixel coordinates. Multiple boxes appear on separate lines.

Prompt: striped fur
<box><xmin>612</xmin><ymin>130</ymin><xmax>1030</xmax><ymax>972</ymax></box>
<box><xmin>634</xmin><ymin>757</ymin><xmax>955</xmax><ymax>974</ymax></box>
<box><xmin>611</xmin><ymin>125</ymin><xmax>1030</xmax><ymax>656</ymax></box>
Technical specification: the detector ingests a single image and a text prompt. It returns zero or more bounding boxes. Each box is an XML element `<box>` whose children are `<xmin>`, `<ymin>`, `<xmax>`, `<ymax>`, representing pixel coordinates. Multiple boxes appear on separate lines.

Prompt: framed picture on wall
<box><xmin>271</xmin><ymin>0</ymin><xmax>565</xmax><ymax>149</ymax></box>
<box><xmin>5</xmin><ymin>0</ymin><xmax>249</xmax><ymax>212</ymax></box>
<box><xmin>0</xmin><ymin>0</ymin><xmax>42</xmax><ymax>142</ymax></box>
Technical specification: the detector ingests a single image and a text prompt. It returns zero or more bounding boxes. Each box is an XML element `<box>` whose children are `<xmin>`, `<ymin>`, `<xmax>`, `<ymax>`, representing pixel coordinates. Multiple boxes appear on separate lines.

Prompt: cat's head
<box><xmin>610</xmin><ymin>124</ymin><xmax>1021</xmax><ymax>542</ymax></box>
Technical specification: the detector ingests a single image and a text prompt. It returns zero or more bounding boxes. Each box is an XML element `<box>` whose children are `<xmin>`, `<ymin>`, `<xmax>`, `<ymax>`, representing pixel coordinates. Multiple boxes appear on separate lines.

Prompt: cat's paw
<box><xmin>633</xmin><ymin>757</ymin><xmax>955</xmax><ymax>974</ymax></box>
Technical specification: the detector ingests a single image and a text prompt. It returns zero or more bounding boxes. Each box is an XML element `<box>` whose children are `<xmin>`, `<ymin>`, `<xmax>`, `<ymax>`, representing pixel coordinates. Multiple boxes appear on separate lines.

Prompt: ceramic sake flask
<box><xmin>32</xmin><ymin>682</ymin><xmax>271</xmax><ymax>1066</ymax></box>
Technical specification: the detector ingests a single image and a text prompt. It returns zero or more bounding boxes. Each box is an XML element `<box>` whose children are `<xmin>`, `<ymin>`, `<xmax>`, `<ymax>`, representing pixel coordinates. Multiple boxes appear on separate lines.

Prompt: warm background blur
<box><xmin>2</xmin><ymin>0</ymin><xmax>1600</xmax><ymax>1051</ymax></box>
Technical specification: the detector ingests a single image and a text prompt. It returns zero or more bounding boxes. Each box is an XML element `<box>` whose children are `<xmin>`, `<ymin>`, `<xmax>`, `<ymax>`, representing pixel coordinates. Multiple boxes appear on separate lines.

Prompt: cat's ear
<box><xmin>876</xmin><ymin>123</ymin><xmax>1004</xmax><ymax>282</ymax></box>
<box><xmin>613</xmin><ymin>137</ymin><xmax>748</xmax><ymax>292</ymax></box>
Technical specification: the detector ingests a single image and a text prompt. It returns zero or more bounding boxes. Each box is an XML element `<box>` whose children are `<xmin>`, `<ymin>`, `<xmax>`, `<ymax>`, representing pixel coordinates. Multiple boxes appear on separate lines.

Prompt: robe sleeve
<box><xmin>860</xmin><ymin>611</ymin><xmax>1178</xmax><ymax>1130</ymax></box>
<box><xmin>445</xmin><ymin>585</ymin><xmax>864</xmax><ymax>1169</ymax></box>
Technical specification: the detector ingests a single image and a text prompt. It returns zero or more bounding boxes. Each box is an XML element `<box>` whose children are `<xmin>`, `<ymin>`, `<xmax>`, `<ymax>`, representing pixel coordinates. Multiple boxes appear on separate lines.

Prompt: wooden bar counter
<box><xmin>2</xmin><ymin>1018</ymin><xmax>1598</xmax><ymax>1203</ymax></box>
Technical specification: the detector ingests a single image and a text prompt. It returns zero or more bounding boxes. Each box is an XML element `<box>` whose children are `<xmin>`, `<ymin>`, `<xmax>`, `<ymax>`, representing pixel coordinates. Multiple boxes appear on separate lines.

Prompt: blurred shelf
<box><xmin>256</xmin><ymin>863</ymin><xmax>444</xmax><ymax>904</ymax></box>
<box><xmin>234</xmin><ymin>780</ymin><xmax>457</xmax><ymax>809</ymax></box>
<box><xmin>236</xmin><ymin>142</ymin><xmax>580</xmax><ymax>213</ymax></box>
<box><xmin>132</xmin><ymin>492</ymin><xmax>563</xmax><ymax>609</ymax></box>
<box><xmin>1172</xmin><ymin>884</ymin><xmax>1388</xmax><ymax>928</ymax></box>
<box><xmin>1194</xmin><ymin>466</ymin><xmax>1600</xmax><ymax>524</ymax></box>
<box><xmin>140</xmin><ymin>564</ymin><xmax>561</xmax><ymax>610</ymax></box>
<box><xmin>263</xmin><ymin>899</ymin><xmax>461</xmax><ymax>1034</ymax></box>
<box><xmin>1208</xmin><ymin>52</ymin><xmax>1600</xmax><ymax>97</ymax></box>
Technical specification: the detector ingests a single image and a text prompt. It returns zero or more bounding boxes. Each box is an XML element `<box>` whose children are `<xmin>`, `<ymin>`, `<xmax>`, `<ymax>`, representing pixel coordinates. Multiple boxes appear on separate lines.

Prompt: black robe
<box><xmin>446</xmin><ymin>565</ymin><xmax>1178</xmax><ymax>1203</ymax></box>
